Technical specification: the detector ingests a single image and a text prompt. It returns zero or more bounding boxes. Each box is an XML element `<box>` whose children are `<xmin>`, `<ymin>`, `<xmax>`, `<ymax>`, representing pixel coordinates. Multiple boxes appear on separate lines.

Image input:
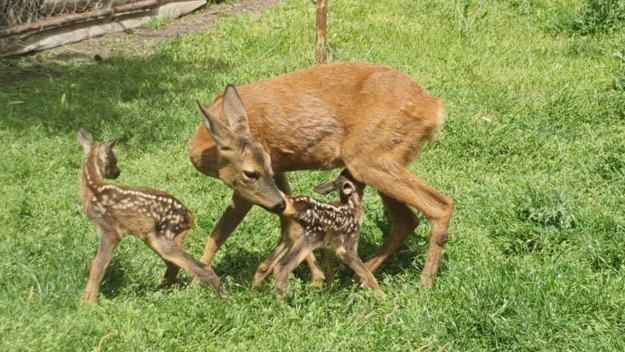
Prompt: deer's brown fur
<box><xmin>78</xmin><ymin>129</ymin><xmax>225</xmax><ymax>303</ymax></box>
<box><xmin>252</xmin><ymin>170</ymin><xmax>384</xmax><ymax>303</ymax></box>
<box><xmin>190</xmin><ymin>62</ymin><xmax>454</xmax><ymax>289</ymax></box>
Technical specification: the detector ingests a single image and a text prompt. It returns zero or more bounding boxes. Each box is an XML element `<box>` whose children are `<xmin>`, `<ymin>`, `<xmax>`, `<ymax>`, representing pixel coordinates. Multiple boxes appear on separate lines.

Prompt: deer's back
<box><xmin>84</xmin><ymin>184</ymin><xmax>195</xmax><ymax>239</ymax></box>
<box><xmin>190</xmin><ymin>62</ymin><xmax>444</xmax><ymax>174</ymax></box>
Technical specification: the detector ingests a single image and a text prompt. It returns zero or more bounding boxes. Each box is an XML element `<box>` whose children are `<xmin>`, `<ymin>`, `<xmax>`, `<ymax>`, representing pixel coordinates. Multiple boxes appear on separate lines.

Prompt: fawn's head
<box><xmin>197</xmin><ymin>85</ymin><xmax>286</xmax><ymax>214</ymax></box>
<box><xmin>77</xmin><ymin>129</ymin><xmax>121</xmax><ymax>180</ymax></box>
<box><xmin>314</xmin><ymin>170</ymin><xmax>363</xmax><ymax>204</ymax></box>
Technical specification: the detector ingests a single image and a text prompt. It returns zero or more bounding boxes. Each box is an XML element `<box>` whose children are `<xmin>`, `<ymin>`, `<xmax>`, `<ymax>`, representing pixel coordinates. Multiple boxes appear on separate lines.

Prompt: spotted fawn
<box><xmin>252</xmin><ymin>170</ymin><xmax>384</xmax><ymax>303</ymax></box>
<box><xmin>77</xmin><ymin>129</ymin><xmax>225</xmax><ymax>303</ymax></box>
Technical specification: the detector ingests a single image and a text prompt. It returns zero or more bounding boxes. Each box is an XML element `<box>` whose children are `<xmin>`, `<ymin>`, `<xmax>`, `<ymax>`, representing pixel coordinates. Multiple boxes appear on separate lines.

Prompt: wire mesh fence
<box><xmin>0</xmin><ymin>0</ymin><xmax>150</xmax><ymax>29</ymax></box>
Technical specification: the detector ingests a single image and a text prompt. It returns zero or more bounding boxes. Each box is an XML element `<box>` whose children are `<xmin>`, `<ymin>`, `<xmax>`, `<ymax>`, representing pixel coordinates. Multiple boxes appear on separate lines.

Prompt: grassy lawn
<box><xmin>1</xmin><ymin>0</ymin><xmax>625</xmax><ymax>350</ymax></box>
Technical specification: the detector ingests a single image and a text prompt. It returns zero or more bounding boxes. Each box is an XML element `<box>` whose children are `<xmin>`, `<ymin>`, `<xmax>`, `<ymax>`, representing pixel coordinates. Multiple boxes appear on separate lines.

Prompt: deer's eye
<box><xmin>243</xmin><ymin>170</ymin><xmax>260</xmax><ymax>180</ymax></box>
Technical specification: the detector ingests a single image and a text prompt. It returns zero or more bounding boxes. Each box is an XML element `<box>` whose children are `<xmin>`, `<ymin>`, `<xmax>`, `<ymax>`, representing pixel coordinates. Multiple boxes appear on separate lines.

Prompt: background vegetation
<box><xmin>1</xmin><ymin>0</ymin><xmax>624</xmax><ymax>350</ymax></box>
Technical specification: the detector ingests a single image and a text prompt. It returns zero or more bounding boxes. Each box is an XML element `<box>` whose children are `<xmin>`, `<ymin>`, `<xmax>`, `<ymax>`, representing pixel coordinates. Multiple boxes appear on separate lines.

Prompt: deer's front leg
<box><xmin>275</xmin><ymin>173</ymin><xmax>325</xmax><ymax>286</ymax></box>
<box><xmin>81</xmin><ymin>228</ymin><xmax>120</xmax><ymax>304</ymax></box>
<box><xmin>191</xmin><ymin>193</ymin><xmax>253</xmax><ymax>287</ymax></box>
<box><xmin>252</xmin><ymin>238</ymin><xmax>288</xmax><ymax>291</ymax></box>
<box><xmin>274</xmin><ymin>243</ymin><xmax>313</xmax><ymax>306</ymax></box>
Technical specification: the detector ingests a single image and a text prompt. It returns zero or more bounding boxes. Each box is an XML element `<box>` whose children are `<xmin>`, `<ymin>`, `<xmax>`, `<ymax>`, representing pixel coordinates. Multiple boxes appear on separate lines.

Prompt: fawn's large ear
<box><xmin>341</xmin><ymin>181</ymin><xmax>354</xmax><ymax>196</ymax></box>
<box><xmin>77</xmin><ymin>129</ymin><xmax>94</xmax><ymax>153</ymax></box>
<box><xmin>282</xmin><ymin>196</ymin><xmax>297</xmax><ymax>218</ymax></box>
<box><xmin>314</xmin><ymin>180</ymin><xmax>338</xmax><ymax>195</ymax></box>
<box><xmin>104</xmin><ymin>139</ymin><xmax>119</xmax><ymax>153</ymax></box>
<box><xmin>198</xmin><ymin>100</ymin><xmax>235</xmax><ymax>145</ymax></box>
<box><xmin>222</xmin><ymin>85</ymin><xmax>251</xmax><ymax>135</ymax></box>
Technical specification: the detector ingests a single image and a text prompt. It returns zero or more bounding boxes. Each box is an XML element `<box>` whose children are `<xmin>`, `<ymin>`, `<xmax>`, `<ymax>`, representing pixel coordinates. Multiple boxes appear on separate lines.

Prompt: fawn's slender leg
<box><xmin>159</xmin><ymin>230</ymin><xmax>191</xmax><ymax>289</ymax></box>
<box><xmin>81</xmin><ymin>229</ymin><xmax>120</xmax><ymax>304</ymax></box>
<box><xmin>347</xmin><ymin>162</ymin><xmax>454</xmax><ymax>289</ymax></box>
<box><xmin>148</xmin><ymin>235</ymin><xmax>227</xmax><ymax>298</ymax></box>
<box><xmin>252</xmin><ymin>239</ymin><xmax>289</xmax><ymax>290</ymax></box>
<box><xmin>273</xmin><ymin>243</ymin><xmax>314</xmax><ymax>305</ymax></box>
<box><xmin>275</xmin><ymin>173</ymin><xmax>325</xmax><ymax>285</ymax></box>
<box><xmin>338</xmin><ymin>246</ymin><xmax>385</xmax><ymax>297</ymax></box>
<box><xmin>320</xmin><ymin>249</ymin><xmax>335</xmax><ymax>286</ymax></box>
<box><xmin>159</xmin><ymin>260</ymin><xmax>181</xmax><ymax>289</ymax></box>
<box><xmin>191</xmin><ymin>193</ymin><xmax>253</xmax><ymax>286</ymax></box>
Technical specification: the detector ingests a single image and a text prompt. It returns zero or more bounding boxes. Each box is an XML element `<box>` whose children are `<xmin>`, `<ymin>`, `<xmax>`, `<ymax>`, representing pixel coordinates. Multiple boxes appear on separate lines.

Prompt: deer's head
<box><xmin>314</xmin><ymin>169</ymin><xmax>363</xmax><ymax>204</ymax></box>
<box><xmin>197</xmin><ymin>85</ymin><xmax>286</xmax><ymax>214</ymax></box>
<box><xmin>78</xmin><ymin>129</ymin><xmax>121</xmax><ymax>180</ymax></box>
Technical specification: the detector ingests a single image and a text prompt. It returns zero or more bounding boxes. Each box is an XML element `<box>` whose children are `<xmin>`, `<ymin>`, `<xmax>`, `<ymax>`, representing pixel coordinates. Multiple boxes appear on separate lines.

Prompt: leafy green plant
<box><xmin>566</xmin><ymin>0</ymin><xmax>625</xmax><ymax>34</ymax></box>
<box><xmin>515</xmin><ymin>188</ymin><xmax>577</xmax><ymax>230</ymax></box>
<box><xmin>145</xmin><ymin>17</ymin><xmax>171</xmax><ymax>30</ymax></box>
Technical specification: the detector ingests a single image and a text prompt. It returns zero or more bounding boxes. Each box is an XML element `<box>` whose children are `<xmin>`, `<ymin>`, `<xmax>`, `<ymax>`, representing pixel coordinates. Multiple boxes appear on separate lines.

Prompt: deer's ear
<box><xmin>314</xmin><ymin>180</ymin><xmax>337</xmax><ymax>195</ymax></box>
<box><xmin>198</xmin><ymin>100</ymin><xmax>235</xmax><ymax>145</ymax></box>
<box><xmin>222</xmin><ymin>85</ymin><xmax>251</xmax><ymax>135</ymax></box>
<box><xmin>105</xmin><ymin>139</ymin><xmax>119</xmax><ymax>153</ymax></box>
<box><xmin>282</xmin><ymin>197</ymin><xmax>297</xmax><ymax>218</ymax></box>
<box><xmin>341</xmin><ymin>181</ymin><xmax>354</xmax><ymax>196</ymax></box>
<box><xmin>77</xmin><ymin>129</ymin><xmax>94</xmax><ymax>153</ymax></box>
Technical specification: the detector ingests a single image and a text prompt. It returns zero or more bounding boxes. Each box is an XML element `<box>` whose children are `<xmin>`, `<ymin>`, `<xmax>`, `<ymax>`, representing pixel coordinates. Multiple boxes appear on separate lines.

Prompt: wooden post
<box><xmin>315</xmin><ymin>0</ymin><xmax>327</xmax><ymax>64</ymax></box>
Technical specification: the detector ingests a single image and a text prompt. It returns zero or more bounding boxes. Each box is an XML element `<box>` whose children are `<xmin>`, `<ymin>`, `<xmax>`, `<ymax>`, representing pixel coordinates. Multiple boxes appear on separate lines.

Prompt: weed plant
<box><xmin>555</xmin><ymin>0</ymin><xmax>625</xmax><ymax>34</ymax></box>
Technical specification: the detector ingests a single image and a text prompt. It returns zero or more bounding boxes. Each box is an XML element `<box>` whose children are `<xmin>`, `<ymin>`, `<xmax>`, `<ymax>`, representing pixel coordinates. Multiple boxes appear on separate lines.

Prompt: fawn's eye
<box><xmin>243</xmin><ymin>170</ymin><xmax>260</xmax><ymax>180</ymax></box>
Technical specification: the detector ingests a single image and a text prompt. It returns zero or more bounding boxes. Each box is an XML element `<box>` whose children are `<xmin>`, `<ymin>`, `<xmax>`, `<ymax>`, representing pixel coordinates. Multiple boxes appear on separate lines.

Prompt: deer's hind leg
<box><xmin>158</xmin><ymin>231</ymin><xmax>191</xmax><ymax>289</ymax></box>
<box><xmin>344</xmin><ymin>148</ymin><xmax>453</xmax><ymax>289</ymax></box>
<box><xmin>148</xmin><ymin>231</ymin><xmax>227</xmax><ymax>298</ymax></box>
<box><xmin>320</xmin><ymin>249</ymin><xmax>335</xmax><ymax>286</ymax></box>
<box><xmin>81</xmin><ymin>227</ymin><xmax>121</xmax><ymax>304</ymax></box>
<box><xmin>158</xmin><ymin>260</ymin><xmax>181</xmax><ymax>289</ymax></box>
<box><xmin>338</xmin><ymin>244</ymin><xmax>385</xmax><ymax>297</ymax></box>
<box><xmin>365</xmin><ymin>193</ymin><xmax>420</xmax><ymax>274</ymax></box>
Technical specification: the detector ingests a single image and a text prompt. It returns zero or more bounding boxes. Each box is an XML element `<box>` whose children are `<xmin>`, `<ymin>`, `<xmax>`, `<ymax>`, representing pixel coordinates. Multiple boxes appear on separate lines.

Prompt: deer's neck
<box><xmin>81</xmin><ymin>153</ymin><xmax>106</xmax><ymax>198</ymax></box>
<box><xmin>347</xmin><ymin>192</ymin><xmax>362</xmax><ymax>210</ymax></box>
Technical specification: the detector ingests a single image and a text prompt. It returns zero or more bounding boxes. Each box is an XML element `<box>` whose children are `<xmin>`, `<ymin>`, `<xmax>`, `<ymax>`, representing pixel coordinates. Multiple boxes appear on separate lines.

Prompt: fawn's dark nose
<box><xmin>270</xmin><ymin>200</ymin><xmax>287</xmax><ymax>214</ymax></box>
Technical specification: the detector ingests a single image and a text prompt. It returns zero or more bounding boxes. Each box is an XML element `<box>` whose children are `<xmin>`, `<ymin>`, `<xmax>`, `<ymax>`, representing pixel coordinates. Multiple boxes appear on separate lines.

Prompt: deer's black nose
<box><xmin>270</xmin><ymin>200</ymin><xmax>287</xmax><ymax>214</ymax></box>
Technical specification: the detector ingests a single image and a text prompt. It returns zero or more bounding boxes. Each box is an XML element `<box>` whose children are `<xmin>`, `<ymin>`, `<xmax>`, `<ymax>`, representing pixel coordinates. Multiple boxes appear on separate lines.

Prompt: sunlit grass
<box><xmin>1</xmin><ymin>0</ymin><xmax>624</xmax><ymax>350</ymax></box>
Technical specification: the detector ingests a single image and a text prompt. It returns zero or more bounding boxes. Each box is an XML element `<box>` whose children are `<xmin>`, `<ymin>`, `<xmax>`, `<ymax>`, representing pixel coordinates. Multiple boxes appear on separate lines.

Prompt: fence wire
<box><xmin>0</xmin><ymin>0</ymin><xmax>142</xmax><ymax>29</ymax></box>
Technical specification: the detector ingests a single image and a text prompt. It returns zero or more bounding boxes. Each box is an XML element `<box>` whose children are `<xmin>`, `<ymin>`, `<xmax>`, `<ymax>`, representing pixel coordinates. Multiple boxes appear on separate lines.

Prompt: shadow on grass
<box><xmin>212</xmin><ymin>247</ymin><xmax>266</xmax><ymax>288</ymax></box>
<box><xmin>97</xmin><ymin>258</ymin><xmax>156</xmax><ymax>300</ymax></box>
<box><xmin>1</xmin><ymin>50</ymin><xmax>230</xmax><ymax>145</ymax></box>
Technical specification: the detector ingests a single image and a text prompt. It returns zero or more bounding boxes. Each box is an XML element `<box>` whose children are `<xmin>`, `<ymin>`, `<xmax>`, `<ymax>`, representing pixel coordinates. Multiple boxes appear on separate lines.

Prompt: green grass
<box><xmin>1</xmin><ymin>0</ymin><xmax>625</xmax><ymax>350</ymax></box>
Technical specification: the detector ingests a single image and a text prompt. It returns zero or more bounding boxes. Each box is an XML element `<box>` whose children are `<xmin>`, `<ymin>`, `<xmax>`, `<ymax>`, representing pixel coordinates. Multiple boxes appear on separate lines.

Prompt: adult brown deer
<box><xmin>189</xmin><ymin>62</ymin><xmax>454</xmax><ymax>289</ymax></box>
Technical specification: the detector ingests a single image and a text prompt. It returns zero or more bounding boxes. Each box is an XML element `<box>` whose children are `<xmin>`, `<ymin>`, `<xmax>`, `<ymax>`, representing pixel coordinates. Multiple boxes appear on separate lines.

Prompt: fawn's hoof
<box><xmin>374</xmin><ymin>289</ymin><xmax>387</xmax><ymax>299</ymax></box>
<box><xmin>312</xmin><ymin>276</ymin><xmax>325</xmax><ymax>290</ymax></box>
<box><xmin>189</xmin><ymin>277</ymin><xmax>202</xmax><ymax>287</ymax></box>
<box><xmin>310</xmin><ymin>270</ymin><xmax>326</xmax><ymax>289</ymax></box>
<box><xmin>420</xmin><ymin>274</ymin><xmax>435</xmax><ymax>289</ymax></box>
<box><xmin>79</xmin><ymin>292</ymin><xmax>98</xmax><ymax>305</ymax></box>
